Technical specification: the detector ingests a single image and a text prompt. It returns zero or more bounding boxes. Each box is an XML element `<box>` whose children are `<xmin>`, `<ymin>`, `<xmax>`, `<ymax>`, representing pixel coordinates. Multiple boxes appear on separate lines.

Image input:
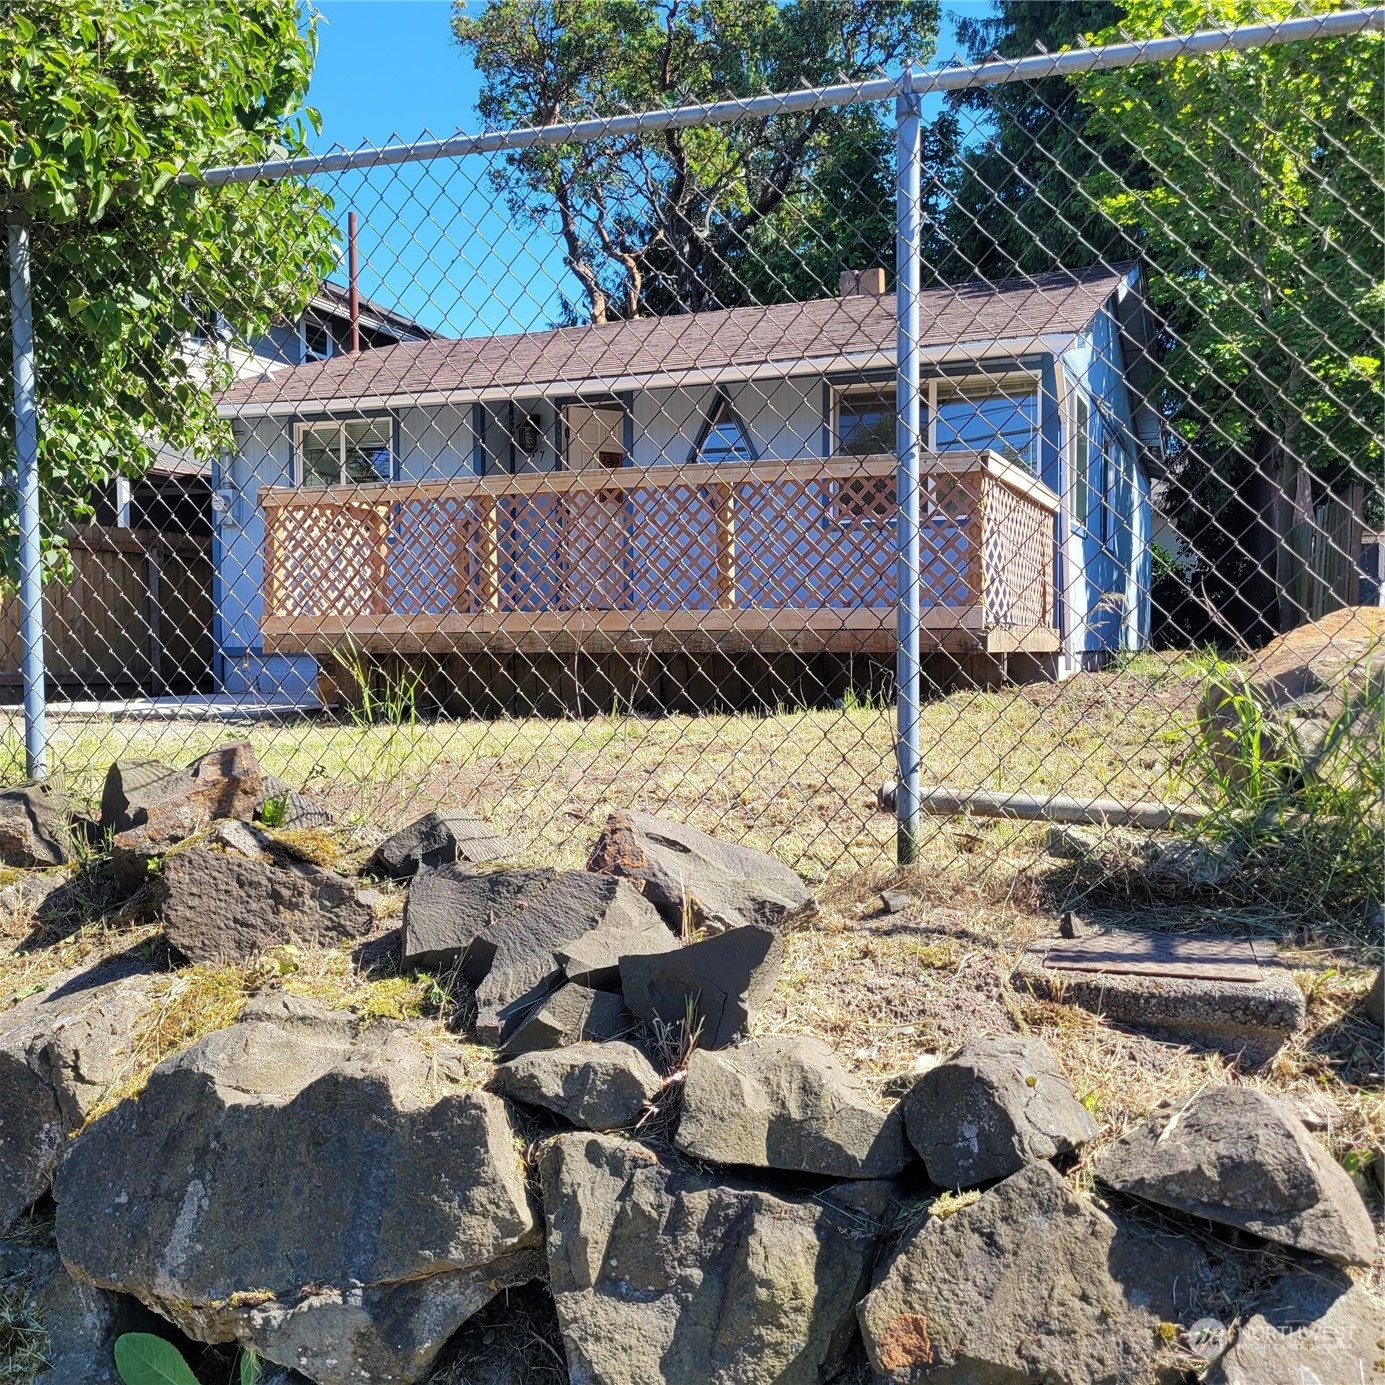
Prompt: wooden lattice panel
<box><xmin>265</xmin><ymin>499</ymin><xmax>388</xmax><ymax>620</ymax></box>
<box><xmin>980</xmin><ymin>474</ymin><xmax>1053</xmax><ymax>628</ymax></box>
<box><xmin>388</xmin><ymin>495</ymin><xmax>465</xmax><ymax>616</ymax></box>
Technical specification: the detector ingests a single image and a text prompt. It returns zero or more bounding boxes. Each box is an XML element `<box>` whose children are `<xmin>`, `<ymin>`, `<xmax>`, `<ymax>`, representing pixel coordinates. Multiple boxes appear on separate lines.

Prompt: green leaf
<box><xmin>238</xmin><ymin>1349</ymin><xmax>261</xmax><ymax>1385</ymax></box>
<box><xmin>113</xmin><ymin>1334</ymin><xmax>202</xmax><ymax>1385</ymax></box>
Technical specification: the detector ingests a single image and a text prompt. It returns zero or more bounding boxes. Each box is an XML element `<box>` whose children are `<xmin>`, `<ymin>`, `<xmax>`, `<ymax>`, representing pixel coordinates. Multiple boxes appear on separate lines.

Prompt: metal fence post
<box><xmin>894</xmin><ymin>69</ymin><xmax>922</xmax><ymax>865</ymax></box>
<box><xmin>7</xmin><ymin>211</ymin><xmax>47</xmax><ymax>780</ymax></box>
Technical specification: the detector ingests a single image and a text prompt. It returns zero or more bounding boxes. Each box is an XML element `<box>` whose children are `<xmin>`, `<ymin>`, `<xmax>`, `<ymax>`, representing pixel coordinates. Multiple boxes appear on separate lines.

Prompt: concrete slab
<box><xmin>1014</xmin><ymin>933</ymin><xmax>1306</xmax><ymax>1058</ymax></box>
<box><xmin>0</xmin><ymin>693</ymin><xmax>325</xmax><ymax>722</ymax></box>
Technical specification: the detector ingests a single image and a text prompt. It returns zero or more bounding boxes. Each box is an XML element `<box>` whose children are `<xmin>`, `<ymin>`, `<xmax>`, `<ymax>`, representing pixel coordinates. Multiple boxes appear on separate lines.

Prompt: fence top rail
<box><xmin>255</xmin><ymin>450</ymin><xmax>1056</xmax><ymax>510</ymax></box>
<box><xmin>184</xmin><ymin>8</ymin><xmax>1385</xmax><ymax>185</ymax></box>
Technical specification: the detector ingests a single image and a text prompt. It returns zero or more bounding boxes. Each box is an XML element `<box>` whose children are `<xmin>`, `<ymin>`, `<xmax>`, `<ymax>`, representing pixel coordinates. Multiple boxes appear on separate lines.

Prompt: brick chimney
<box><xmin>840</xmin><ymin>267</ymin><xmax>887</xmax><ymax>297</ymax></box>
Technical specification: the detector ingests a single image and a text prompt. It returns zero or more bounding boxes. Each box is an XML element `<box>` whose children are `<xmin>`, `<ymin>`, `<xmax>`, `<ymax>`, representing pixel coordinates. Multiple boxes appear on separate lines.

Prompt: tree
<box><xmin>452</xmin><ymin>0</ymin><xmax>939</xmax><ymax>322</ymax></box>
<box><xmin>1078</xmin><ymin>0</ymin><xmax>1383</xmax><ymax>640</ymax></box>
<box><xmin>0</xmin><ymin>0</ymin><xmax>336</xmax><ymax>580</ymax></box>
<box><xmin>928</xmin><ymin>0</ymin><xmax>1133</xmax><ymax>283</ymax></box>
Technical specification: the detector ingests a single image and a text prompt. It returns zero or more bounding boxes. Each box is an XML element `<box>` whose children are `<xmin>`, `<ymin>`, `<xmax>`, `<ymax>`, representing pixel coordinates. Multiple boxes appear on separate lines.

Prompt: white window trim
<box><xmin>292</xmin><ymin>417</ymin><xmax>394</xmax><ymax>487</ymax></box>
<box><xmin>299</xmin><ymin>316</ymin><xmax>335</xmax><ymax>365</ymax></box>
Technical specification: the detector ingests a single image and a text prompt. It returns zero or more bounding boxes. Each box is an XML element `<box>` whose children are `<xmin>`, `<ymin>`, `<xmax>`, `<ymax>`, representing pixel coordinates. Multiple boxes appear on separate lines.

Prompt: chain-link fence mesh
<box><xmin>2</xmin><ymin>1</ymin><xmax>1381</xmax><ymax>913</ymax></box>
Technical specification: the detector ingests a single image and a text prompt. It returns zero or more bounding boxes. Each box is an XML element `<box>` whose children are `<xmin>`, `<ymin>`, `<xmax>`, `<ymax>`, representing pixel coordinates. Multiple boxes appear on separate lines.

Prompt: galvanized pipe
<box><xmin>6</xmin><ymin>212</ymin><xmax>46</xmax><ymax>780</ymax></box>
<box><xmin>184</xmin><ymin>8</ymin><xmax>1385</xmax><ymax>184</ymax></box>
<box><xmin>894</xmin><ymin>70</ymin><xmax>923</xmax><ymax>866</ymax></box>
<box><xmin>877</xmin><ymin>782</ymin><xmax>1206</xmax><ymax>830</ymax></box>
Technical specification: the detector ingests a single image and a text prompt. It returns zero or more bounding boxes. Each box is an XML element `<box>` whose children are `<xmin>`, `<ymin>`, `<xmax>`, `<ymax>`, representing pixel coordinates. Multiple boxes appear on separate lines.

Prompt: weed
<box><xmin>1176</xmin><ymin>649</ymin><xmax>1384</xmax><ymax>922</ymax></box>
<box><xmin>258</xmin><ymin>794</ymin><xmax>290</xmax><ymax>830</ymax></box>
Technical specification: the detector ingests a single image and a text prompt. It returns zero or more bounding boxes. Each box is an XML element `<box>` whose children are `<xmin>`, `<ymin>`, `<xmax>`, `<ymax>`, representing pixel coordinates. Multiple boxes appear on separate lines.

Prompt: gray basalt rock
<box><xmin>499</xmin><ymin>984</ymin><xmax>635</xmax><ymax>1057</ymax></box>
<box><xmin>552</xmin><ymin>916</ymin><xmax>677</xmax><ymax>990</ymax></box>
<box><xmin>0</xmin><ymin>1241</ymin><xmax>166</xmax><ymax>1385</ymax></box>
<box><xmin>100</xmin><ymin>741</ymin><xmax>263</xmax><ymax>839</ymax></box>
<box><xmin>540</xmin><ymin>1132</ymin><xmax>889</xmax><ymax>1385</ymax></box>
<box><xmin>159</xmin><ymin>846</ymin><xmax>374</xmax><ymax>965</ymax></box>
<box><xmin>858</xmin><ymin>1161</ymin><xmax>1215</xmax><ymax>1385</ymax></box>
<box><xmin>675</xmin><ymin>1035</ymin><xmax>910</xmax><ymax>1178</ymax></box>
<box><xmin>619</xmin><ymin>923</ymin><xmax>783</xmax><ymax>1049</ymax></box>
<box><xmin>53</xmin><ymin>994</ymin><xmax>541</xmax><ymax>1385</ymax></box>
<box><xmin>1095</xmin><ymin>1085</ymin><xmax>1375</xmax><ymax>1266</ymax></box>
<box><xmin>257</xmin><ymin>774</ymin><xmax>334</xmax><ymax>830</ymax></box>
<box><xmin>368</xmin><ymin>809</ymin><xmax>520</xmax><ymax>879</ymax></box>
<box><xmin>0</xmin><ymin>965</ymin><xmax>154</xmax><ymax>1228</ymax></box>
<box><xmin>1206</xmin><ymin>1268</ymin><xmax>1385</xmax><ymax>1384</ymax></box>
<box><xmin>492</xmin><ymin>1041</ymin><xmax>661</xmax><ymax>1131</ymax></box>
<box><xmin>587</xmin><ymin>809</ymin><xmax>815</xmax><ymax>934</ymax></box>
<box><xmin>0</xmin><ymin>784</ymin><xmax>74</xmax><ymax>866</ymax></box>
<box><xmin>899</xmin><ymin>1034</ymin><xmax>1097</xmax><ymax>1188</ymax></box>
<box><xmin>401</xmin><ymin>866</ymin><xmax>663</xmax><ymax>1045</ymax></box>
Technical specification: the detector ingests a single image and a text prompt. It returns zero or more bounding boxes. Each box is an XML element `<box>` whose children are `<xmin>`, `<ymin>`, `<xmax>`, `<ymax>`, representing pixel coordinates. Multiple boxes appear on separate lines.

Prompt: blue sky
<box><xmin>305</xmin><ymin>1</ymin><xmax>981</xmax><ymax>335</ymax></box>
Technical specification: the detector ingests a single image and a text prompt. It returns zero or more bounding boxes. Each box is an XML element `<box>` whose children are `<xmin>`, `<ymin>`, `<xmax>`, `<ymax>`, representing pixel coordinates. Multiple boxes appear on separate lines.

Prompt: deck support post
<box><xmin>7</xmin><ymin>211</ymin><xmax>46</xmax><ymax>780</ymax></box>
<box><xmin>894</xmin><ymin>71</ymin><xmax>923</xmax><ymax>864</ymax></box>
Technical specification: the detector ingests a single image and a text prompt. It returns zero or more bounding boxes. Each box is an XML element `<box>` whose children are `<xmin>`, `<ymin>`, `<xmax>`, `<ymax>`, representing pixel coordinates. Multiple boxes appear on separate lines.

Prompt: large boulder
<box><xmin>676</xmin><ymin>1035</ymin><xmax>910</xmax><ymax>1178</ymax></box>
<box><xmin>1206</xmin><ymin>1268</ymin><xmax>1385</xmax><ymax>1384</ymax></box>
<box><xmin>401</xmin><ymin>866</ymin><xmax>664</xmax><ymax>1046</ymax></box>
<box><xmin>99</xmin><ymin>741</ymin><xmax>263</xmax><ymax>839</ymax></box>
<box><xmin>1095</xmin><ymin>1086</ymin><xmax>1375</xmax><ymax>1266</ymax></box>
<box><xmin>0</xmin><ymin>965</ymin><xmax>154</xmax><ymax>1228</ymax></box>
<box><xmin>0</xmin><ymin>784</ymin><xmax>73</xmax><ymax>866</ymax></box>
<box><xmin>54</xmin><ymin>994</ymin><xmax>541</xmax><ymax>1384</ymax></box>
<box><xmin>368</xmin><ymin>810</ymin><xmax>520</xmax><ymax>879</ymax></box>
<box><xmin>492</xmin><ymin>1041</ymin><xmax>661</xmax><ymax>1131</ymax></box>
<box><xmin>1201</xmin><ymin>607</ymin><xmax>1384</xmax><ymax>780</ymax></box>
<box><xmin>499</xmin><ymin>983</ymin><xmax>635</xmax><ymax>1058</ymax></box>
<box><xmin>540</xmin><ymin>1132</ymin><xmax>888</xmax><ymax>1385</ymax></box>
<box><xmin>587</xmin><ymin>810</ymin><xmax>815</xmax><ymax>934</ymax></box>
<box><xmin>159</xmin><ymin>847</ymin><xmax>375</xmax><ymax>965</ymax></box>
<box><xmin>899</xmin><ymin>1035</ymin><xmax>1097</xmax><ymax>1188</ymax></box>
<box><xmin>620</xmin><ymin>923</ymin><xmax>782</xmax><ymax>1049</ymax></box>
<box><xmin>858</xmin><ymin>1161</ymin><xmax>1215</xmax><ymax>1385</ymax></box>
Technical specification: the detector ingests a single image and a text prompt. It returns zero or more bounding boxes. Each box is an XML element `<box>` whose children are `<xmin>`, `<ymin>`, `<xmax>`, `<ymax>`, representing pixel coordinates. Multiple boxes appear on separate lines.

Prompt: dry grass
<box><xmin>0</xmin><ymin>655</ymin><xmax>1378</xmax><ymax>1308</ymax></box>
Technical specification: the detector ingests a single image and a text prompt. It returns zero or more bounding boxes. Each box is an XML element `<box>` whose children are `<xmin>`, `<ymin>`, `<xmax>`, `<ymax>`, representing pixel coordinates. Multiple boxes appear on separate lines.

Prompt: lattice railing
<box><xmin>979</xmin><ymin>466</ymin><xmax>1060</xmax><ymax>633</ymax></box>
<box><xmin>259</xmin><ymin>452</ymin><xmax>1056</xmax><ymax>650</ymax></box>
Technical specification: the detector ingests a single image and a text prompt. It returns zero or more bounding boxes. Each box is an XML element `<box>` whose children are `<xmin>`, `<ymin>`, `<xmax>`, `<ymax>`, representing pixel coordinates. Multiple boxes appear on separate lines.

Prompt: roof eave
<box><xmin>217</xmin><ymin>331</ymin><xmax>1078</xmax><ymax>420</ymax></box>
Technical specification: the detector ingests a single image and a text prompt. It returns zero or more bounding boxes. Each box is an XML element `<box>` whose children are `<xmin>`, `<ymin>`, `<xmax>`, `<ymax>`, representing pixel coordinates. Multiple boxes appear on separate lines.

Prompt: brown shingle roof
<box><xmin>218</xmin><ymin>264</ymin><xmax>1134</xmax><ymax>414</ymax></box>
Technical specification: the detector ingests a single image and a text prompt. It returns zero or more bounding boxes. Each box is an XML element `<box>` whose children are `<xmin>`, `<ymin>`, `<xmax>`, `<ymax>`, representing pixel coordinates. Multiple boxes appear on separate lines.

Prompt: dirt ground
<box><xmin>1</xmin><ymin>653</ymin><xmax>1380</xmax><ymax>1301</ymax></box>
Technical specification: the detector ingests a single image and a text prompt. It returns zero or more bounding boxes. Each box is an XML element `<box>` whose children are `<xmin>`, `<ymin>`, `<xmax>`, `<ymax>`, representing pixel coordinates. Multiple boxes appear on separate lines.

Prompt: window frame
<box><xmin>933</xmin><ymin>372</ymin><xmax>1041</xmax><ymax>472</ymax></box>
<box><xmin>832</xmin><ymin>382</ymin><xmax>897</xmax><ymax>459</ymax></box>
<box><xmin>292</xmin><ymin>414</ymin><xmax>397</xmax><ymax>488</ymax></box>
<box><xmin>688</xmin><ymin>389</ymin><xmax>758</xmax><ymax>465</ymax></box>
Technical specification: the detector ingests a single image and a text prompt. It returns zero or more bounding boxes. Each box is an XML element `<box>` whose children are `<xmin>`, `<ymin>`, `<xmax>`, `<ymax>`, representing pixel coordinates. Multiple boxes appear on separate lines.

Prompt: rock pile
<box><xmin>0</xmin><ymin>754</ymin><xmax>1379</xmax><ymax>1384</ymax></box>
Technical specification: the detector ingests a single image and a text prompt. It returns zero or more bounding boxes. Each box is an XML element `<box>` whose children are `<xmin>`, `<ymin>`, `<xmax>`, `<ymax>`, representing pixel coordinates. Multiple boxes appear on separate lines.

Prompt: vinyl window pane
<box><xmin>837</xmin><ymin>387</ymin><xmax>895</xmax><ymax>457</ymax></box>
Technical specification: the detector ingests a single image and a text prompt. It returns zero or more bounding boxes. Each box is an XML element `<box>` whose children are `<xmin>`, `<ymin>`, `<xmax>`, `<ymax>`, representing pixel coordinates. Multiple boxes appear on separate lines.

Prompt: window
<box><xmin>691</xmin><ymin>393</ymin><xmax>756</xmax><ymax>463</ymax></box>
<box><xmin>836</xmin><ymin>385</ymin><xmax>895</xmax><ymax>457</ymax></box>
<box><xmin>295</xmin><ymin>418</ymin><xmax>393</xmax><ymax>487</ymax></box>
<box><xmin>936</xmin><ymin>380</ymin><xmax>1039</xmax><ymax>471</ymax></box>
<box><xmin>302</xmin><ymin>318</ymin><xmax>334</xmax><ymax>363</ymax></box>
<box><xmin>1073</xmin><ymin>395</ymin><xmax>1090</xmax><ymax>527</ymax></box>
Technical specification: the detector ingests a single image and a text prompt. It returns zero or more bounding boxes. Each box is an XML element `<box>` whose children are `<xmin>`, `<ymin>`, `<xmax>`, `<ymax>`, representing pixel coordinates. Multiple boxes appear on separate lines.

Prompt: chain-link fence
<box><xmin>2</xmin><ymin>2</ymin><xmax>1381</xmax><ymax>912</ymax></box>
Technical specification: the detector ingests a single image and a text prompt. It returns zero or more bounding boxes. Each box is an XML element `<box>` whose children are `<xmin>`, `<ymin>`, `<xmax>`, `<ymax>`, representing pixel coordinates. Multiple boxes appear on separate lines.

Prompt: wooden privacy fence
<box><xmin>260</xmin><ymin>451</ymin><xmax>1059</xmax><ymax>658</ymax></box>
<box><xmin>0</xmin><ymin>525</ymin><xmax>213</xmax><ymax>698</ymax></box>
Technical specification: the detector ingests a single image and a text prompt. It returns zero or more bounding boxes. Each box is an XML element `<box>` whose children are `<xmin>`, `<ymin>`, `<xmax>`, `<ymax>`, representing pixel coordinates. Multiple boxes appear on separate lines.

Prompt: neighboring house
<box><xmin>214</xmin><ymin>264</ymin><xmax>1158</xmax><ymax>707</ymax></box>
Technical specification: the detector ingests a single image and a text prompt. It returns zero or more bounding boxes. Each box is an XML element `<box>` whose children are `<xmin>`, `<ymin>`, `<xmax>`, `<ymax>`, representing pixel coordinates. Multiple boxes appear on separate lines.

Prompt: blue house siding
<box><xmin>1059</xmin><ymin>294</ymin><xmax>1152</xmax><ymax>662</ymax></box>
<box><xmin>213</xmin><ymin>277</ymin><xmax>1154</xmax><ymax>689</ymax></box>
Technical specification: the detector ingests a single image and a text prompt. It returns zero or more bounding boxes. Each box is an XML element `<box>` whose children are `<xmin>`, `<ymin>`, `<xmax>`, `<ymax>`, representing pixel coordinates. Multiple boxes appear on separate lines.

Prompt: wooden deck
<box><xmin>259</xmin><ymin>451</ymin><xmax>1060</xmax><ymax>659</ymax></box>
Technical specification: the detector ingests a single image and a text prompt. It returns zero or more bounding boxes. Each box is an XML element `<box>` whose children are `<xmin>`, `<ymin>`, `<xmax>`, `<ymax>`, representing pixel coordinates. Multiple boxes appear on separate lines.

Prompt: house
<box><xmin>213</xmin><ymin>264</ymin><xmax>1157</xmax><ymax>710</ymax></box>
